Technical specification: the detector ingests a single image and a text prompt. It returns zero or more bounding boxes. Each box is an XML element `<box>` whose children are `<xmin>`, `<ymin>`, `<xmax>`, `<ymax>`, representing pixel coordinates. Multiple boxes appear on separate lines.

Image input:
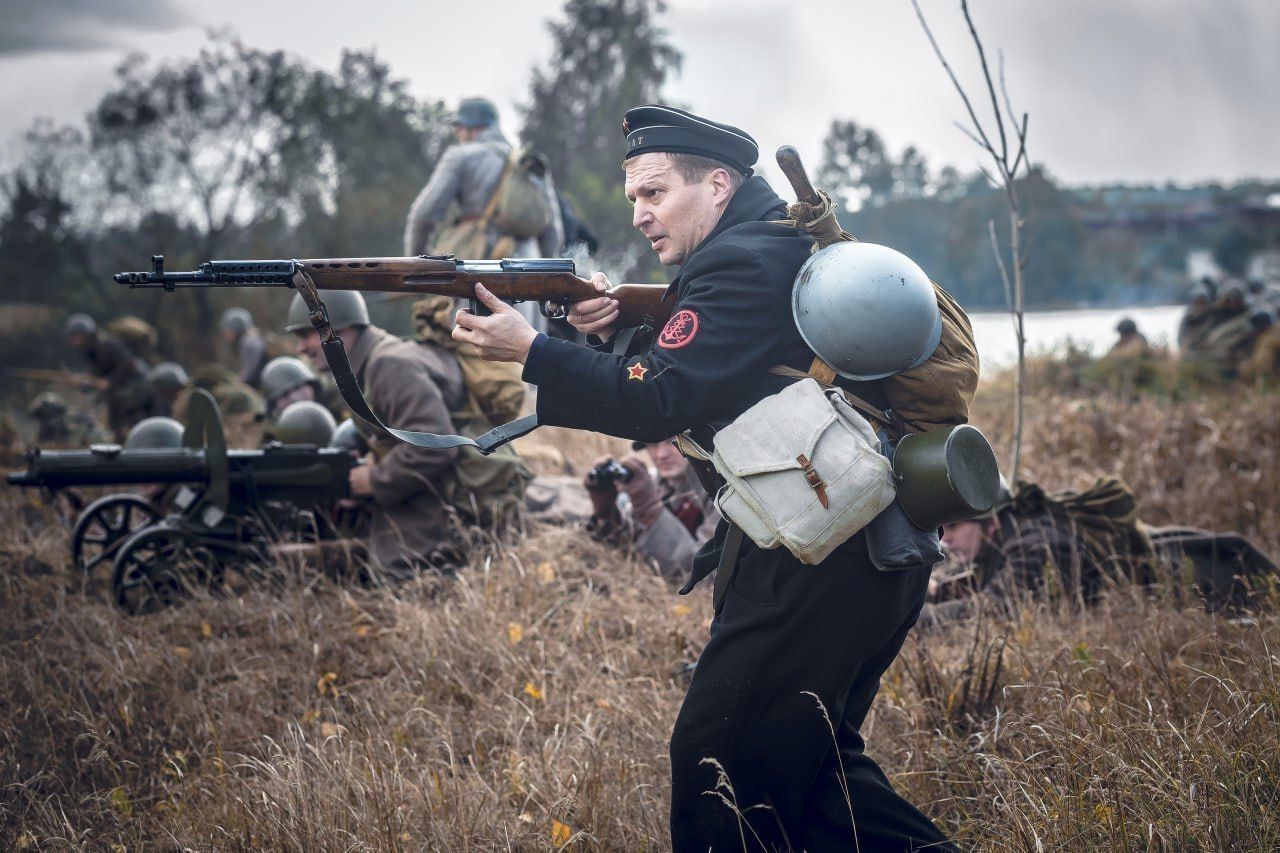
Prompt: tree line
<box><xmin>1</xmin><ymin>0</ymin><xmax>1275</xmax><ymax>370</ymax></box>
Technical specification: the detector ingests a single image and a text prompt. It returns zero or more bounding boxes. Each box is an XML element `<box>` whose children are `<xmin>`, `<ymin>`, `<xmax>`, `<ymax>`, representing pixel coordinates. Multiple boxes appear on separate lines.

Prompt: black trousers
<box><xmin>670</xmin><ymin>534</ymin><xmax>954</xmax><ymax>851</ymax></box>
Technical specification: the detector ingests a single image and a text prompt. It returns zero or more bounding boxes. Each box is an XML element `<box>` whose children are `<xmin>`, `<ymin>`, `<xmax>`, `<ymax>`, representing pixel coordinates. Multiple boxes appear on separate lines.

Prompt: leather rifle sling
<box><xmin>292</xmin><ymin>268</ymin><xmax>539</xmax><ymax>454</ymax></box>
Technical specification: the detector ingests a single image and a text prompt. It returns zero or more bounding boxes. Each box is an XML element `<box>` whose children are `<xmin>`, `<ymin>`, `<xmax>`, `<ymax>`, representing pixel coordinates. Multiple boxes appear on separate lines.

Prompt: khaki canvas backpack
<box><xmin>411</xmin><ymin>296</ymin><xmax>532</xmax><ymax>523</ymax></box>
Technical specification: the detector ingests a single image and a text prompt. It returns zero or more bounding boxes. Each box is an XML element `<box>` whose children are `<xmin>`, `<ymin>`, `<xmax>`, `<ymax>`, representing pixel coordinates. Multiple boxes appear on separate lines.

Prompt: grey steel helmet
<box><xmin>219</xmin><ymin>307</ymin><xmax>254</xmax><ymax>335</ymax></box>
<box><xmin>285</xmin><ymin>290</ymin><xmax>370</xmax><ymax>333</ymax></box>
<box><xmin>64</xmin><ymin>313</ymin><xmax>97</xmax><ymax>338</ymax></box>
<box><xmin>147</xmin><ymin>361</ymin><xmax>189</xmax><ymax>393</ymax></box>
<box><xmin>328</xmin><ymin>418</ymin><xmax>365</xmax><ymax>453</ymax></box>
<box><xmin>1115</xmin><ymin>317</ymin><xmax>1138</xmax><ymax>336</ymax></box>
<box><xmin>260</xmin><ymin>356</ymin><xmax>317</xmax><ymax>403</ymax></box>
<box><xmin>452</xmin><ymin>97</ymin><xmax>498</xmax><ymax>128</ymax></box>
<box><xmin>272</xmin><ymin>400</ymin><xmax>337</xmax><ymax>446</ymax></box>
<box><xmin>124</xmin><ymin>416</ymin><xmax>185</xmax><ymax>450</ymax></box>
<box><xmin>792</xmin><ymin>242</ymin><xmax>943</xmax><ymax>381</ymax></box>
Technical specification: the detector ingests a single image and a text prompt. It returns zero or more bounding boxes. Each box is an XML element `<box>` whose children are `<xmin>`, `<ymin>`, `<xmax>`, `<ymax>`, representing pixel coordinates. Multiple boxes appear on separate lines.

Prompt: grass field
<box><xmin>2</xmin><ymin>368</ymin><xmax>1278</xmax><ymax>850</ymax></box>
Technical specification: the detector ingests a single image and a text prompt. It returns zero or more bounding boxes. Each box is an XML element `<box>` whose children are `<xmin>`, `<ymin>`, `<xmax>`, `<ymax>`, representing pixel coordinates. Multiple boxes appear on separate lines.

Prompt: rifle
<box><xmin>115</xmin><ymin>255</ymin><xmax>671</xmax><ymax>328</ymax></box>
<box><xmin>116</xmin><ymin>254</ymin><xmax>672</xmax><ymax>455</ymax></box>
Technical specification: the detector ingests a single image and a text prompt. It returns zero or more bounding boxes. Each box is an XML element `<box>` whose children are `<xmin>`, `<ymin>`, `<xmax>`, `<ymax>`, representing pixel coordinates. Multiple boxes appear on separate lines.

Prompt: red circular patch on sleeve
<box><xmin>658</xmin><ymin>309</ymin><xmax>700</xmax><ymax>349</ymax></box>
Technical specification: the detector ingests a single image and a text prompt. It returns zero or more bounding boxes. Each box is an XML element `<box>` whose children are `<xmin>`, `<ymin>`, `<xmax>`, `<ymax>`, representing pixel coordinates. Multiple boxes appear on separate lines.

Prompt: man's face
<box><xmin>643</xmin><ymin>439</ymin><xmax>688</xmax><ymax>481</ymax></box>
<box><xmin>453</xmin><ymin>125</ymin><xmax>481</xmax><ymax>143</ymax></box>
<box><xmin>292</xmin><ymin>329</ymin><xmax>326</xmax><ymax>371</ymax></box>
<box><xmin>274</xmin><ymin>384</ymin><xmax>316</xmax><ymax>412</ymax></box>
<box><xmin>941</xmin><ymin>519</ymin><xmax>993</xmax><ymax>564</ymax></box>
<box><xmin>625</xmin><ymin>153</ymin><xmax>726</xmax><ymax>266</ymax></box>
<box><xmin>67</xmin><ymin>332</ymin><xmax>90</xmax><ymax>352</ymax></box>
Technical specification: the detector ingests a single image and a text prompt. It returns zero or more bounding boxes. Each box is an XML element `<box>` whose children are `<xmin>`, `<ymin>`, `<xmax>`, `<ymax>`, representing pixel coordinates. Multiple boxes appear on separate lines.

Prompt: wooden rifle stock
<box><xmin>296</xmin><ymin>257</ymin><xmax>673</xmax><ymax>329</ymax></box>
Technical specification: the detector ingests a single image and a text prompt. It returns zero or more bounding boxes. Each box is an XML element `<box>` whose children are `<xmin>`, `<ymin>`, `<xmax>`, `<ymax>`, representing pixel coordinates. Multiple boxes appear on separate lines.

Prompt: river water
<box><xmin>968</xmin><ymin>304</ymin><xmax>1184</xmax><ymax>374</ymax></box>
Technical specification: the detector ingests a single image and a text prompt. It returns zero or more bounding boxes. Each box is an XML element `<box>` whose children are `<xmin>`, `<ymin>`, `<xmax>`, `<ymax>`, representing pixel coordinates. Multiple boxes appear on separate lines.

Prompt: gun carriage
<box><xmin>7</xmin><ymin>390</ymin><xmax>356</xmax><ymax>614</ymax></box>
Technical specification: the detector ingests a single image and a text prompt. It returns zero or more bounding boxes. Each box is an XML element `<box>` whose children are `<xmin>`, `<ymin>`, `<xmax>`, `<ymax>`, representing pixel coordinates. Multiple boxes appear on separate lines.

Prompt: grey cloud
<box><xmin>0</xmin><ymin>0</ymin><xmax>192</xmax><ymax>54</ymax></box>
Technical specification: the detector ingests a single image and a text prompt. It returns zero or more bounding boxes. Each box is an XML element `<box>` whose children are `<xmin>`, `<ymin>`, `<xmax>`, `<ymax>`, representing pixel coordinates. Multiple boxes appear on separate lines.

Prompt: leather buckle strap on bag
<box><xmin>291</xmin><ymin>269</ymin><xmax>539</xmax><ymax>454</ymax></box>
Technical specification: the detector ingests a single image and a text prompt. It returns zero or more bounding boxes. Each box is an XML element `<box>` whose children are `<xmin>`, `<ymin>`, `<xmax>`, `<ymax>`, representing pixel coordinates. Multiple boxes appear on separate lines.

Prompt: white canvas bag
<box><xmin>680</xmin><ymin>378</ymin><xmax>896</xmax><ymax>565</ymax></box>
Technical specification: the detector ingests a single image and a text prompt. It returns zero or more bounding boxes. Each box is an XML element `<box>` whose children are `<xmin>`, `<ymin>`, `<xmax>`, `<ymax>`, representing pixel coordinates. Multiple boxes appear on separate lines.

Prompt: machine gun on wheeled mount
<box><xmin>7</xmin><ymin>390</ymin><xmax>356</xmax><ymax>614</ymax></box>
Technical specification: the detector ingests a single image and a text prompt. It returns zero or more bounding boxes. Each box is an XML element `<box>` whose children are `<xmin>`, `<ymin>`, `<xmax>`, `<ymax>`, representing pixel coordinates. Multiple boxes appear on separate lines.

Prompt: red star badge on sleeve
<box><xmin>626</xmin><ymin>362</ymin><xmax>649</xmax><ymax>381</ymax></box>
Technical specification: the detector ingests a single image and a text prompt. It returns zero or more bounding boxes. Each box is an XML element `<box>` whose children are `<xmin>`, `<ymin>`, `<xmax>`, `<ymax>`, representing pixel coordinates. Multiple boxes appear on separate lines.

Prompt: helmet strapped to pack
<box><xmin>792</xmin><ymin>241</ymin><xmax>943</xmax><ymax>381</ymax></box>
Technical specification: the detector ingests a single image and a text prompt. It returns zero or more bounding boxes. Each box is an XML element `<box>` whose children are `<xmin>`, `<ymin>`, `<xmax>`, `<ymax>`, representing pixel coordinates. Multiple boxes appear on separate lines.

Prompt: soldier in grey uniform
<box><xmin>219</xmin><ymin>307</ymin><xmax>269</xmax><ymax>388</ymax></box>
<box><xmin>403</xmin><ymin>97</ymin><xmax>562</xmax><ymax>332</ymax></box>
<box><xmin>285</xmin><ymin>290</ymin><xmax>466</xmax><ymax>581</ymax></box>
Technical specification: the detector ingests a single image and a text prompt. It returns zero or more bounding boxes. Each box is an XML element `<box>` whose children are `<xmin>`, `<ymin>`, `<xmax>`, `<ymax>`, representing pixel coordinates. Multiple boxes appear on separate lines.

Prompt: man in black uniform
<box><xmin>453</xmin><ymin>105</ymin><xmax>950</xmax><ymax>851</ymax></box>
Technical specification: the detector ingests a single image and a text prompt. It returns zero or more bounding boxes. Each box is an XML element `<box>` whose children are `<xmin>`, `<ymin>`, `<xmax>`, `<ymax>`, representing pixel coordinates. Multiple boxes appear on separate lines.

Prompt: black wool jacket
<box><xmin>522</xmin><ymin>176</ymin><xmax>887</xmax><ymax>446</ymax></box>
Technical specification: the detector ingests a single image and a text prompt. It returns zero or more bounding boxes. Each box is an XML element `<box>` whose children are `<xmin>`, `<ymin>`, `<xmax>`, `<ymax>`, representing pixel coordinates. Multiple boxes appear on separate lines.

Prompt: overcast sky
<box><xmin>1</xmin><ymin>0</ymin><xmax>1275</xmax><ymax>185</ymax></box>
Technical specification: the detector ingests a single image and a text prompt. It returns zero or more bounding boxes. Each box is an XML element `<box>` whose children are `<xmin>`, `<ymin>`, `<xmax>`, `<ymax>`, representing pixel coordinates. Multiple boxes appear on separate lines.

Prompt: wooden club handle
<box><xmin>776</xmin><ymin>145</ymin><xmax>822</xmax><ymax>206</ymax></box>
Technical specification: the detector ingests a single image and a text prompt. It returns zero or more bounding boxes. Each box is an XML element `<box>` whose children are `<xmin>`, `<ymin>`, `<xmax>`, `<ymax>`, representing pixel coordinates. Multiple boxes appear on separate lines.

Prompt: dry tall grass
<box><xmin>2</xmin><ymin>372</ymin><xmax>1278</xmax><ymax>850</ymax></box>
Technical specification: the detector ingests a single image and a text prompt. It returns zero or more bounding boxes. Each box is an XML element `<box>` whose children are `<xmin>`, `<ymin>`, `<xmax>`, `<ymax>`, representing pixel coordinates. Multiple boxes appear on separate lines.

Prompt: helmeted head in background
<box><xmin>1115</xmin><ymin>317</ymin><xmax>1139</xmax><ymax>337</ymax></box>
<box><xmin>285</xmin><ymin>290</ymin><xmax>369</xmax><ymax>374</ymax></box>
<box><xmin>260</xmin><ymin>356</ymin><xmax>319</xmax><ymax>415</ymax></box>
<box><xmin>452</xmin><ymin>97</ymin><xmax>499</xmax><ymax>143</ymax></box>
<box><xmin>64</xmin><ymin>313</ymin><xmax>97</xmax><ymax>352</ymax></box>
<box><xmin>272</xmin><ymin>400</ymin><xmax>337</xmax><ymax>446</ymax></box>
<box><xmin>218</xmin><ymin>307</ymin><xmax>254</xmax><ymax>345</ymax></box>
<box><xmin>940</xmin><ymin>474</ymin><xmax>1012</xmax><ymax>564</ymax></box>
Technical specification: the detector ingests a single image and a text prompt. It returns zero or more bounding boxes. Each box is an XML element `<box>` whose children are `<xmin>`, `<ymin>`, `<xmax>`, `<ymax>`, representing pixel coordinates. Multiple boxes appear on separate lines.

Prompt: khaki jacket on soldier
<box><xmin>348</xmin><ymin>326</ymin><xmax>467</xmax><ymax>578</ymax></box>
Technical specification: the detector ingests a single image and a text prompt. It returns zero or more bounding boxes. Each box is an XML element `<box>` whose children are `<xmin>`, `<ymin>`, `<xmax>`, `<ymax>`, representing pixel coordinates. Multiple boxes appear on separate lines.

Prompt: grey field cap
<box><xmin>285</xmin><ymin>290</ymin><xmax>370</xmax><ymax>333</ymax></box>
<box><xmin>792</xmin><ymin>241</ymin><xmax>942</xmax><ymax>381</ymax></box>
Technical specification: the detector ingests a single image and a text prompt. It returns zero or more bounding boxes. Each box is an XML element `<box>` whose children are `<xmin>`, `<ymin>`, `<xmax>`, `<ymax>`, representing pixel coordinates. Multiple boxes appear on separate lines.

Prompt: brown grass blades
<box><xmin>2</xmin><ymin>375</ymin><xmax>1279</xmax><ymax>849</ymax></box>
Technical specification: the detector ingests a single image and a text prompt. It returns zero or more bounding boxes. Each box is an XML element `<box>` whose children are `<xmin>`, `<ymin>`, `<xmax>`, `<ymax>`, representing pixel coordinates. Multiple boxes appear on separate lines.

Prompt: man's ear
<box><xmin>710</xmin><ymin>168</ymin><xmax>734</xmax><ymax>205</ymax></box>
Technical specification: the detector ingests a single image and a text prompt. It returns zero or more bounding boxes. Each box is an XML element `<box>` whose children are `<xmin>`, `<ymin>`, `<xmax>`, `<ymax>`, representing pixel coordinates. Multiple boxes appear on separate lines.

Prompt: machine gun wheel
<box><xmin>72</xmin><ymin>494</ymin><xmax>160</xmax><ymax>580</ymax></box>
<box><xmin>111</xmin><ymin>524</ymin><xmax>220</xmax><ymax>615</ymax></box>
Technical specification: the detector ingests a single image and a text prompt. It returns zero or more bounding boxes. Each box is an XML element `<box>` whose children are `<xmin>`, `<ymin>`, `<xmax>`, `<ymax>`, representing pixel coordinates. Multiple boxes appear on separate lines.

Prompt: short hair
<box><xmin>666</xmin><ymin>152</ymin><xmax>747</xmax><ymax>193</ymax></box>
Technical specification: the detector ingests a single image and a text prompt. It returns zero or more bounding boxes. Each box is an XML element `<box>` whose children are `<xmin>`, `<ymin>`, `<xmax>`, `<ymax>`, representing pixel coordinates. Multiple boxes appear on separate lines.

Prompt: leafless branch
<box><xmin>960</xmin><ymin>0</ymin><xmax>1009</xmax><ymax>165</ymax></box>
<box><xmin>910</xmin><ymin>0</ymin><xmax>999</xmax><ymax>163</ymax></box>
<box><xmin>913</xmin><ymin>0</ymin><xmax>1032</xmax><ymax>482</ymax></box>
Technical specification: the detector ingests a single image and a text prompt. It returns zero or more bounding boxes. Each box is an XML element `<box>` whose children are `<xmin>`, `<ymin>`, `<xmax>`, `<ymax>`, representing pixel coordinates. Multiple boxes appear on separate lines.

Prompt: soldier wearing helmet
<box><xmin>145</xmin><ymin>362</ymin><xmax>190</xmax><ymax>418</ymax></box>
<box><xmin>451</xmin><ymin>104</ymin><xmax>951</xmax><ymax>852</ymax></box>
<box><xmin>402</xmin><ymin>96</ymin><xmax>562</xmax><ymax>333</ymax></box>
<box><xmin>270</xmin><ymin>400</ymin><xmax>337</xmax><ymax>447</ymax></box>
<box><xmin>930</xmin><ymin>477</ymin><xmax>1277</xmax><ymax>623</ymax></box>
<box><xmin>124</xmin><ymin>416</ymin><xmax>185</xmax><ymax>451</ymax></box>
<box><xmin>219</xmin><ymin>306</ymin><xmax>268</xmax><ymax>388</ymax></box>
<box><xmin>1104</xmin><ymin>316</ymin><xmax>1152</xmax><ymax>362</ymax></box>
<box><xmin>260</xmin><ymin>356</ymin><xmax>321</xmax><ymax>417</ymax></box>
<box><xmin>285</xmin><ymin>289</ymin><xmax>468</xmax><ymax>581</ymax></box>
<box><xmin>63</xmin><ymin>313</ymin><xmax>149</xmax><ymax>441</ymax></box>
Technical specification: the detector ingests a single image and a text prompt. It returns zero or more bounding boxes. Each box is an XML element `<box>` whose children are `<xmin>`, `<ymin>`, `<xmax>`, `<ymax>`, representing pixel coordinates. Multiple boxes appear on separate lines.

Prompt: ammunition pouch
<box><xmin>677</xmin><ymin>378</ymin><xmax>896</xmax><ymax>566</ymax></box>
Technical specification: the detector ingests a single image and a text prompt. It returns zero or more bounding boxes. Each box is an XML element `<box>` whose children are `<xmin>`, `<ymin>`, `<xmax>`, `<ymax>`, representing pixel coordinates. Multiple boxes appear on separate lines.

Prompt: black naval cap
<box><xmin>621</xmin><ymin>105</ymin><xmax>757</xmax><ymax>176</ymax></box>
